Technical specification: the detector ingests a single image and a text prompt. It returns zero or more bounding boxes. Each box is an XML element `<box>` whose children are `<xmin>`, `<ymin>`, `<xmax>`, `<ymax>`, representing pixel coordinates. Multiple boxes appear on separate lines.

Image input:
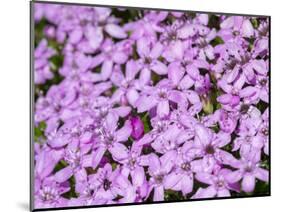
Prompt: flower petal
<box><xmin>221</xmin><ymin>17</ymin><xmax>234</xmax><ymax>29</ymax></box>
<box><xmin>242</xmin><ymin>174</ymin><xmax>256</xmax><ymax>193</ymax></box>
<box><xmin>126</xmin><ymin>88</ymin><xmax>139</xmax><ymax>107</ymax></box>
<box><xmin>164</xmin><ymin>172</ymin><xmax>182</xmax><ymax>189</ymax></box>
<box><xmin>239</xmin><ymin>86</ymin><xmax>258</xmax><ymax>98</ymax></box>
<box><xmin>160</xmin><ymin>150</ymin><xmax>177</xmax><ymax>173</ymax></box>
<box><xmin>109</xmin><ymin>143</ymin><xmax>129</xmax><ymax>161</ymax></box>
<box><xmin>86</xmin><ymin>26</ymin><xmax>103</xmax><ymax>50</ymax></box>
<box><xmin>150</xmin><ymin>42</ymin><xmax>163</xmax><ymax>59</ymax></box>
<box><xmin>226</xmin><ymin>170</ymin><xmax>243</xmax><ymax>184</ymax></box>
<box><xmin>251</xmin><ymin>60</ymin><xmax>267</xmax><ymax>75</ymax></box>
<box><xmin>217</xmin><ymin>94</ymin><xmax>232</xmax><ymax>104</ymax></box>
<box><xmin>105</xmin><ymin>24</ymin><xmax>127</xmax><ymax>39</ymax></box>
<box><xmin>217</xmin><ymin>188</ymin><xmax>230</xmax><ymax>197</ymax></box>
<box><xmin>242</xmin><ymin>19</ymin><xmax>254</xmax><ymax>37</ymax></box>
<box><xmin>55</xmin><ymin>166</ymin><xmax>73</xmax><ymax>183</ymax></box>
<box><xmin>255</xmin><ymin>167</ymin><xmax>269</xmax><ymax>182</ymax></box>
<box><xmin>148</xmin><ymin>154</ymin><xmax>161</xmax><ymax>173</ymax></box>
<box><xmin>181</xmin><ymin>175</ymin><xmax>194</xmax><ymax>195</ymax></box>
<box><xmin>101</xmin><ymin>60</ymin><xmax>113</xmax><ymax>80</ymax></box>
<box><xmin>195</xmin><ymin>173</ymin><xmax>213</xmax><ymax>185</ymax></box>
<box><xmin>192</xmin><ymin>186</ymin><xmax>216</xmax><ymax>199</ymax></box>
<box><xmin>131</xmin><ymin>166</ymin><xmax>145</xmax><ymax>187</ymax></box>
<box><xmin>112</xmin><ymin>106</ymin><xmax>131</xmax><ymax>117</ymax></box>
<box><xmin>178</xmin><ymin>25</ymin><xmax>196</xmax><ymax>39</ymax></box>
<box><xmin>194</xmin><ymin>124</ymin><xmax>211</xmax><ymax>146</ymax></box>
<box><xmin>179</xmin><ymin>75</ymin><xmax>194</xmax><ymax>90</ymax></box>
<box><xmin>92</xmin><ymin>147</ymin><xmax>106</xmax><ymax>169</ymax></box>
<box><xmin>116</xmin><ymin>121</ymin><xmax>132</xmax><ymax>142</ymax></box>
<box><xmin>139</xmin><ymin>68</ymin><xmax>151</xmax><ymax>85</ymax></box>
<box><xmin>137</xmin><ymin>37</ymin><xmax>150</xmax><ymax>57</ymax></box>
<box><xmin>168</xmin><ymin>63</ymin><xmax>184</xmax><ymax>85</ymax></box>
<box><xmin>69</xmin><ymin>28</ymin><xmax>83</xmax><ymax>44</ymax></box>
<box><xmin>151</xmin><ymin>60</ymin><xmax>168</xmax><ymax>75</ymax></box>
<box><xmin>153</xmin><ymin>186</ymin><xmax>164</xmax><ymax>201</ymax></box>
<box><xmin>136</xmin><ymin>95</ymin><xmax>157</xmax><ymax>113</ymax></box>
<box><xmin>157</xmin><ymin>100</ymin><xmax>170</xmax><ymax>118</ymax></box>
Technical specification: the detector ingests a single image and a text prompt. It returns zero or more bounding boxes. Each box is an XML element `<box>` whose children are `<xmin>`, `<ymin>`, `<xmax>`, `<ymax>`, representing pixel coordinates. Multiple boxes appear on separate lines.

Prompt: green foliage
<box><xmin>35</xmin><ymin>72</ymin><xmax>64</xmax><ymax>99</ymax></box>
<box><xmin>62</xmin><ymin>176</ymin><xmax>78</xmax><ymax>199</ymax></box>
<box><xmin>202</xmin><ymin>86</ymin><xmax>222</xmax><ymax>115</ymax></box>
<box><xmin>202</xmin><ymin>98</ymin><xmax>214</xmax><ymax>114</ymax></box>
<box><xmin>208</xmin><ymin>15</ymin><xmax>220</xmax><ymax>30</ymax></box>
<box><xmin>34</xmin><ymin>18</ymin><xmax>65</xmax><ymax>100</ymax></box>
<box><xmin>49</xmin><ymin>54</ymin><xmax>64</xmax><ymax>71</ymax></box>
<box><xmin>251</xmin><ymin>18</ymin><xmax>259</xmax><ymax>29</ymax></box>
<box><xmin>210</xmin><ymin>36</ymin><xmax>224</xmax><ymax>47</ymax></box>
<box><xmin>254</xmin><ymin>180</ymin><xmax>269</xmax><ymax>195</ymax></box>
<box><xmin>210</xmin><ymin>124</ymin><xmax>220</xmax><ymax>133</ymax></box>
<box><xmin>141</xmin><ymin>112</ymin><xmax>152</xmax><ymax>133</ymax></box>
<box><xmin>53</xmin><ymin>160</ymin><xmax>68</xmax><ymax>173</ymax></box>
<box><xmin>112</xmin><ymin>8</ymin><xmax>143</xmax><ymax>24</ymax></box>
<box><xmin>256</xmin><ymin>100</ymin><xmax>268</xmax><ymax>113</ymax></box>
<box><xmin>34</xmin><ymin>121</ymin><xmax>47</xmax><ymax>143</ymax></box>
<box><xmin>34</xmin><ymin>19</ymin><xmax>48</xmax><ymax>46</ymax></box>
<box><xmin>164</xmin><ymin>189</ymin><xmax>185</xmax><ymax>201</ymax></box>
<box><xmin>151</xmin><ymin>72</ymin><xmax>163</xmax><ymax>85</ymax></box>
<box><xmin>260</xmin><ymin>154</ymin><xmax>270</xmax><ymax>170</ymax></box>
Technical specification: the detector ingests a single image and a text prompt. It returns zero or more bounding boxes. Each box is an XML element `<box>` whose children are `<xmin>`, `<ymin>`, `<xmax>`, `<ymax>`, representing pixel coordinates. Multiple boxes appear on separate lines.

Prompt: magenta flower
<box><xmin>151</xmin><ymin>124</ymin><xmax>193</xmax><ymax>154</ymax></box>
<box><xmin>204</xmin><ymin>109</ymin><xmax>237</xmax><ymax>133</ymax></box>
<box><xmin>91</xmin><ymin>39</ymin><xmax>130</xmax><ymax>81</ymax></box>
<box><xmin>35</xmin><ymin>146</ymin><xmax>64</xmax><ymax>180</ymax></box>
<box><xmin>34</xmin><ymin>39</ymin><xmax>56</xmax><ymax>84</ymax></box>
<box><xmin>141</xmin><ymin>151</ymin><xmax>177</xmax><ymax>201</ymax></box>
<box><xmin>136</xmin><ymin>37</ymin><xmax>167</xmax><ymax>85</ymax></box>
<box><xmin>110</xmin><ymin>60</ymin><xmax>141</xmax><ymax>107</ymax></box>
<box><xmin>129</xmin><ymin>116</ymin><xmax>144</xmax><ymax>140</ymax></box>
<box><xmin>136</xmin><ymin>80</ymin><xmax>185</xmax><ymax>118</ymax></box>
<box><xmin>35</xmin><ymin>176</ymin><xmax>70</xmax><ymax>208</ymax></box>
<box><xmin>226</xmin><ymin>150</ymin><xmax>269</xmax><ymax>193</ymax></box>
<box><xmin>46</xmin><ymin>115</ymin><xmax>95</xmax><ymax>148</ymax></box>
<box><xmin>35</xmin><ymin>85</ymin><xmax>77</xmax><ymax>133</ymax></box>
<box><xmin>164</xmin><ymin>143</ymin><xmax>196</xmax><ymax>195</ymax></box>
<box><xmin>258</xmin><ymin>108</ymin><xmax>269</xmax><ymax>155</ymax></box>
<box><xmin>189</xmin><ymin>124</ymin><xmax>234</xmax><ymax>173</ymax></box>
<box><xmin>192</xmin><ymin>168</ymin><xmax>238</xmax><ymax>198</ymax></box>
<box><xmin>233</xmin><ymin>114</ymin><xmax>264</xmax><ymax>155</ymax></box>
<box><xmin>114</xmin><ymin>166</ymin><xmax>149</xmax><ymax>203</ymax></box>
<box><xmin>53</xmin><ymin>140</ymin><xmax>91</xmax><ymax>184</ymax></box>
<box><xmin>91</xmin><ymin>115</ymin><xmax>132</xmax><ymax>169</ymax></box>
<box><xmin>87</xmin><ymin>163</ymin><xmax>121</xmax><ymax>204</ymax></box>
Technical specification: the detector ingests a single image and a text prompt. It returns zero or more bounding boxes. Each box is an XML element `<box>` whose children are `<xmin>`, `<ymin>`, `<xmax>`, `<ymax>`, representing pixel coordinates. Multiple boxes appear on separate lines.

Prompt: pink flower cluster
<box><xmin>33</xmin><ymin>2</ymin><xmax>269</xmax><ymax>209</ymax></box>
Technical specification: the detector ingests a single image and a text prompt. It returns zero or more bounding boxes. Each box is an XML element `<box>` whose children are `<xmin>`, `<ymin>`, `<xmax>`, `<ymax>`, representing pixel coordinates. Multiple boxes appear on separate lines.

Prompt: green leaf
<box><xmin>141</xmin><ymin>112</ymin><xmax>151</xmax><ymax>133</ymax></box>
<box><xmin>254</xmin><ymin>180</ymin><xmax>269</xmax><ymax>195</ymax></box>
<box><xmin>208</xmin><ymin>15</ymin><xmax>221</xmax><ymax>30</ymax></box>
<box><xmin>210</xmin><ymin>36</ymin><xmax>224</xmax><ymax>47</ymax></box>
<box><xmin>34</xmin><ymin>121</ymin><xmax>47</xmax><ymax>142</ymax></box>
<box><xmin>202</xmin><ymin>98</ymin><xmax>214</xmax><ymax>114</ymax></box>
<box><xmin>49</xmin><ymin>54</ymin><xmax>64</xmax><ymax>71</ymax></box>
<box><xmin>62</xmin><ymin>176</ymin><xmax>78</xmax><ymax>199</ymax></box>
<box><xmin>35</xmin><ymin>19</ymin><xmax>48</xmax><ymax>46</ymax></box>
<box><xmin>164</xmin><ymin>189</ymin><xmax>185</xmax><ymax>201</ymax></box>
<box><xmin>251</xmin><ymin>18</ymin><xmax>259</xmax><ymax>29</ymax></box>
<box><xmin>53</xmin><ymin>160</ymin><xmax>68</xmax><ymax>173</ymax></box>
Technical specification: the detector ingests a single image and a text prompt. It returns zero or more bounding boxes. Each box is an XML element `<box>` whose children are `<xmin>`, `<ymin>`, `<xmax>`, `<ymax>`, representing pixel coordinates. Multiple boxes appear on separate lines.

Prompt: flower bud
<box><xmin>130</xmin><ymin>116</ymin><xmax>144</xmax><ymax>140</ymax></box>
